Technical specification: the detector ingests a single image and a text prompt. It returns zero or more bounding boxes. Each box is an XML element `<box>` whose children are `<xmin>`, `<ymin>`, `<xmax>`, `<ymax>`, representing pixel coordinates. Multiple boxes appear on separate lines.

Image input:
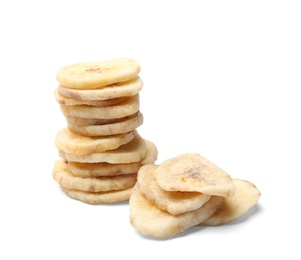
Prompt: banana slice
<box><xmin>137</xmin><ymin>164</ymin><xmax>211</xmax><ymax>215</ymax></box>
<box><xmin>56</xmin><ymin>58</ymin><xmax>140</xmax><ymax>89</ymax></box>
<box><xmin>58</xmin><ymin>132</ymin><xmax>147</xmax><ymax>164</ymax></box>
<box><xmin>52</xmin><ymin>160</ymin><xmax>137</xmax><ymax>192</ymax></box>
<box><xmin>67</xmin><ymin>111</ymin><xmax>143</xmax><ymax>136</ymax></box>
<box><xmin>66</xmin><ymin>139</ymin><xmax>157</xmax><ymax>178</ymax></box>
<box><xmin>58</xmin><ymin>77</ymin><xmax>143</xmax><ymax>101</ymax></box>
<box><xmin>54</xmin><ymin>88</ymin><xmax>126</xmax><ymax>106</ymax></box>
<box><xmin>55</xmin><ymin>127</ymin><xmax>135</xmax><ymax>155</ymax></box>
<box><xmin>60</xmin><ymin>94</ymin><xmax>139</xmax><ymax>119</ymax></box>
<box><xmin>129</xmin><ymin>185</ymin><xmax>223</xmax><ymax>239</ymax></box>
<box><xmin>156</xmin><ymin>153</ymin><xmax>236</xmax><ymax>197</ymax></box>
<box><xmin>200</xmin><ymin>179</ymin><xmax>261</xmax><ymax>226</ymax></box>
<box><xmin>68</xmin><ymin>160</ymin><xmax>141</xmax><ymax>178</ymax></box>
<box><xmin>61</xmin><ymin>187</ymin><xmax>133</xmax><ymax>204</ymax></box>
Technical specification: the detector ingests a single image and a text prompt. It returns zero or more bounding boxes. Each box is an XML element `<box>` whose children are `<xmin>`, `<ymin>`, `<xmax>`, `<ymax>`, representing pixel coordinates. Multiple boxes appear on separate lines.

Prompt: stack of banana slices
<box><xmin>52</xmin><ymin>58</ymin><xmax>158</xmax><ymax>204</ymax></box>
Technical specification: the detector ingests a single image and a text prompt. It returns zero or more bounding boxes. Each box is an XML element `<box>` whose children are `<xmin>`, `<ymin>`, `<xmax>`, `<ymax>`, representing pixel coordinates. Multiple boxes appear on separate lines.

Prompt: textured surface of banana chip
<box><xmin>137</xmin><ymin>164</ymin><xmax>211</xmax><ymax>215</ymax></box>
<box><xmin>56</xmin><ymin>58</ymin><xmax>140</xmax><ymax>89</ymax></box>
<box><xmin>156</xmin><ymin>153</ymin><xmax>236</xmax><ymax>197</ymax></box>
<box><xmin>129</xmin><ymin>186</ymin><xmax>223</xmax><ymax>239</ymax></box>
<box><xmin>55</xmin><ymin>127</ymin><xmax>135</xmax><ymax>155</ymax></box>
<box><xmin>52</xmin><ymin>160</ymin><xmax>137</xmax><ymax>192</ymax></box>
<box><xmin>200</xmin><ymin>179</ymin><xmax>261</xmax><ymax>226</ymax></box>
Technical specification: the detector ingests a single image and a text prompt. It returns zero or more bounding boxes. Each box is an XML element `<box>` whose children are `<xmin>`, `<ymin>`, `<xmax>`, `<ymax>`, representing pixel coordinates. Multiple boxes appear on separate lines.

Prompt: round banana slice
<box><xmin>67</xmin><ymin>139</ymin><xmax>158</xmax><ymax>178</ymax></box>
<box><xmin>137</xmin><ymin>164</ymin><xmax>211</xmax><ymax>215</ymax></box>
<box><xmin>60</xmin><ymin>94</ymin><xmax>139</xmax><ymax>119</ymax></box>
<box><xmin>156</xmin><ymin>153</ymin><xmax>236</xmax><ymax>197</ymax></box>
<box><xmin>58</xmin><ymin>132</ymin><xmax>147</xmax><ymax>164</ymax></box>
<box><xmin>61</xmin><ymin>187</ymin><xmax>133</xmax><ymax>204</ymax></box>
<box><xmin>52</xmin><ymin>160</ymin><xmax>136</xmax><ymax>192</ymax></box>
<box><xmin>129</xmin><ymin>186</ymin><xmax>223</xmax><ymax>239</ymax></box>
<box><xmin>55</xmin><ymin>127</ymin><xmax>135</xmax><ymax>155</ymax></box>
<box><xmin>67</xmin><ymin>112</ymin><xmax>143</xmax><ymax>136</ymax></box>
<box><xmin>200</xmin><ymin>179</ymin><xmax>261</xmax><ymax>226</ymax></box>
<box><xmin>64</xmin><ymin>115</ymin><xmax>130</xmax><ymax>126</ymax></box>
<box><xmin>54</xmin><ymin>88</ymin><xmax>126</xmax><ymax>106</ymax></box>
<box><xmin>58</xmin><ymin>77</ymin><xmax>143</xmax><ymax>101</ymax></box>
<box><xmin>56</xmin><ymin>58</ymin><xmax>140</xmax><ymax>89</ymax></box>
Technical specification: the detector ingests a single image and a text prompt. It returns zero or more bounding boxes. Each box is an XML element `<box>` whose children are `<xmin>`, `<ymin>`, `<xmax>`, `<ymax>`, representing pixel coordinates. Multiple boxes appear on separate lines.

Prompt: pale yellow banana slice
<box><xmin>60</xmin><ymin>94</ymin><xmax>139</xmax><ymax>119</ymax></box>
<box><xmin>58</xmin><ymin>77</ymin><xmax>143</xmax><ymax>101</ymax></box>
<box><xmin>56</xmin><ymin>58</ymin><xmax>140</xmax><ymax>89</ymax></box>
<box><xmin>67</xmin><ymin>111</ymin><xmax>143</xmax><ymax>136</ymax></box>
<box><xmin>156</xmin><ymin>153</ymin><xmax>236</xmax><ymax>197</ymax></box>
<box><xmin>58</xmin><ymin>132</ymin><xmax>147</xmax><ymax>164</ymax></box>
<box><xmin>67</xmin><ymin>139</ymin><xmax>157</xmax><ymax>178</ymax></box>
<box><xmin>52</xmin><ymin>160</ymin><xmax>136</xmax><ymax>192</ymax></box>
<box><xmin>61</xmin><ymin>186</ymin><xmax>133</xmax><ymax>204</ymax></box>
<box><xmin>129</xmin><ymin>186</ymin><xmax>223</xmax><ymax>239</ymax></box>
<box><xmin>54</xmin><ymin>87</ymin><xmax>126</xmax><ymax>106</ymax></box>
<box><xmin>200</xmin><ymin>179</ymin><xmax>261</xmax><ymax>226</ymax></box>
<box><xmin>55</xmin><ymin>127</ymin><xmax>135</xmax><ymax>155</ymax></box>
<box><xmin>64</xmin><ymin>114</ymin><xmax>133</xmax><ymax>126</ymax></box>
<box><xmin>137</xmin><ymin>164</ymin><xmax>211</xmax><ymax>215</ymax></box>
<box><xmin>68</xmin><ymin>161</ymin><xmax>141</xmax><ymax>178</ymax></box>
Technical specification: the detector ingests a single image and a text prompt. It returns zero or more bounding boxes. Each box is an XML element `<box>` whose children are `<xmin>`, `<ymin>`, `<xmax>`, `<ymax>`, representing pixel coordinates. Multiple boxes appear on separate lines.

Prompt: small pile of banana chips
<box><xmin>51</xmin><ymin>58</ymin><xmax>261</xmax><ymax>239</ymax></box>
<box><xmin>52</xmin><ymin>58</ymin><xmax>158</xmax><ymax>204</ymax></box>
<box><xmin>130</xmin><ymin>153</ymin><xmax>261</xmax><ymax>239</ymax></box>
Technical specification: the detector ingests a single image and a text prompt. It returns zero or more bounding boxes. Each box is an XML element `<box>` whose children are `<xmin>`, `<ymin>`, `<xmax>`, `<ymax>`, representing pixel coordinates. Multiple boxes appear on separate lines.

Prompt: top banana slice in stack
<box><xmin>56</xmin><ymin>58</ymin><xmax>141</xmax><ymax>89</ymax></box>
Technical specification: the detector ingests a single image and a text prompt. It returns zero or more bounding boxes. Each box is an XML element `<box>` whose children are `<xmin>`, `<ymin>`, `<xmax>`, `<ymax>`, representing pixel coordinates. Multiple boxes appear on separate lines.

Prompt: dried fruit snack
<box><xmin>156</xmin><ymin>153</ymin><xmax>236</xmax><ymax>197</ymax></box>
<box><xmin>56</xmin><ymin>58</ymin><xmax>140</xmax><ymax>89</ymax></box>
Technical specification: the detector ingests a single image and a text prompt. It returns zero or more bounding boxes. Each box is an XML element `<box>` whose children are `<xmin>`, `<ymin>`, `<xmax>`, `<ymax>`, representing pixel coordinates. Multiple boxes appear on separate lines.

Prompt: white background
<box><xmin>1</xmin><ymin>0</ymin><xmax>300</xmax><ymax>259</ymax></box>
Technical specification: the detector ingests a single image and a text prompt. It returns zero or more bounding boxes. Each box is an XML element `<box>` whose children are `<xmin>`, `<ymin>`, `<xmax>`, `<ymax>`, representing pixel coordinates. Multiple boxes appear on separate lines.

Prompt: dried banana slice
<box><xmin>56</xmin><ymin>58</ymin><xmax>140</xmax><ymax>89</ymax></box>
<box><xmin>156</xmin><ymin>153</ymin><xmax>236</xmax><ymax>197</ymax></box>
